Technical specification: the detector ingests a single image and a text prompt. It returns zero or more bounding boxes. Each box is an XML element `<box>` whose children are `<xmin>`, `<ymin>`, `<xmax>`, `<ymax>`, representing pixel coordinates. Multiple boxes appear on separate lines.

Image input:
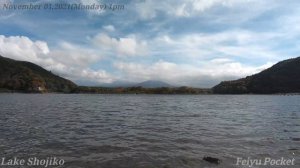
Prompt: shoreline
<box><xmin>1</xmin><ymin>91</ymin><xmax>300</xmax><ymax>95</ymax></box>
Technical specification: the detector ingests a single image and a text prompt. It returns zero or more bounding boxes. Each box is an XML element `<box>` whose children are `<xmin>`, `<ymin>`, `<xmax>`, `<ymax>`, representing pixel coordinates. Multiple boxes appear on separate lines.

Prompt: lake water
<box><xmin>0</xmin><ymin>94</ymin><xmax>299</xmax><ymax>168</ymax></box>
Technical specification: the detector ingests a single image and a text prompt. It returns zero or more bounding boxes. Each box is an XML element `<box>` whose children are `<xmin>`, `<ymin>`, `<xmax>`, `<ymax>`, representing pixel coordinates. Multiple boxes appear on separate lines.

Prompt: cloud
<box><xmin>0</xmin><ymin>24</ymin><xmax>287</xmax><ymax>87</ymax></box>
<box><xmin>149</xmin><ymin>28</ymin><xmax>285</xmax><ymax>64</ymax></box>
<box><xmin>1</xmin><ymin>0</ymin><xmax>299</xmax><ymax>87</ymax></box>
<box><xmin>133</xmin><ymin>0</ymin><xmax>159</xmax><ymax>20</ymax></box>
<box><xmin>49</xmin><ymin>42</ymin><xmax>101</xmax><ymax>68</ymax></box>
<box><xmin>92</xmin><ymin>33</ymin><xmax>148</xmax><ymax>57</ymax></box>
<box><xmin>114</xmin><ymin>59</ymin><xmax>273</xmax><ymax>87</ymax></box>
<box><xmin>103</xmin><ymin>25</ymin><xmax>115</xmax><ymax>32</ymax></box>
<box><xmin>0</xmin><ymin>35</ymin><xmax>114</xmax><ymax>84</ymax></box>
<box><xmin>131</xmin><ymin>0</ymin><xmax>275</xmax><ymax>20</ymax></box>
<box><xmin>0</xmin><ymin>35</ymin><xmax>49</xmax><ymax>62</ymax></box>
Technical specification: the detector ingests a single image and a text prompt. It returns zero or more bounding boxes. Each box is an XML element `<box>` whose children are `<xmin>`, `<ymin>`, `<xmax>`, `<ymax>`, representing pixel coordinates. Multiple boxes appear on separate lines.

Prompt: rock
<box><xmin>203</xmin><ymin>156</ymin><xmax>221</xmax><ymax>164</ymax></box>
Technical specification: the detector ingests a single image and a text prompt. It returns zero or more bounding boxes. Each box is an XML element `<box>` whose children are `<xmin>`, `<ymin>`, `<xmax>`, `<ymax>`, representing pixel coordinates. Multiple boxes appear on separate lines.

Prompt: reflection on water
<box><xmin>0</xmin><ymin>94</ymin><xmax>299</xmax><ymax>168</ymax></box>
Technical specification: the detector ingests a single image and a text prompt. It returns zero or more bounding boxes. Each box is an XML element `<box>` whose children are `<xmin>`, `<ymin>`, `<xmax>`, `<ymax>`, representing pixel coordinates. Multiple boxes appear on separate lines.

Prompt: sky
<box><xmin>0</xmin><ymin>0</ymin><xmax>300</xmax><ymax>87</ymax></box>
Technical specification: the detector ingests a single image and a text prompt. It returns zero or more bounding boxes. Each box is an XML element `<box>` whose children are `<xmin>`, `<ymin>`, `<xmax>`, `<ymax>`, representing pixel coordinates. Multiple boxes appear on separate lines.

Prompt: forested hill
<box><xmin>0</xmin><ymin>56</ymin><xmax>77</xmax><ymax>92</ymax></box>
<box><xmin>213</xmin><ymin>57</ymin><xmax>300</xmax><ymax>94</ymax></box>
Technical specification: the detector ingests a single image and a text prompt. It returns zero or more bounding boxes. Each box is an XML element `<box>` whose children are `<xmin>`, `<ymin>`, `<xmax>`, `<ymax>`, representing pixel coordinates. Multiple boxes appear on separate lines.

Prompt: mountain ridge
<box><xmin>0</xmin><ymin>56</ymin><xmax>77</xmax><ymax>92</ymax></box>
<box><xmin>213</xmin><ymin>56</ymin><xmax>300</xmax><ymax>94</ymax></box>
<box><xmin>134</xmin><ymin>80</ymin><xmax>173</xmax><ymax>88</ymax></box>
<box><xmin>95</xmin><ymin>80</ymin><xmax>172</xmax><ymax>88</ymax></box>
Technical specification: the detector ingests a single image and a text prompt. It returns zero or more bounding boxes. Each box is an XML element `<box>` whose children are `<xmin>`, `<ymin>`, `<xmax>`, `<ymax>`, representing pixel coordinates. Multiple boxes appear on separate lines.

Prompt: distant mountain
<box><xmin>98</xmin><ymin>80</ymin><xmax>137</xmax><ymax>88</ymax></box>
<box><xmin>0</xmin><ymin>56</ymin><xmax>77</xmax><ymax>92</ymax></box>
<box><xmin>213</xmin><ymin>57</ymin><xmax>300</xmax><ymax>94</ymax></box>
<box><xmin>134</xmin><ymin>80</ymin><xmax>173</xmax><ymax>88</ymax></box>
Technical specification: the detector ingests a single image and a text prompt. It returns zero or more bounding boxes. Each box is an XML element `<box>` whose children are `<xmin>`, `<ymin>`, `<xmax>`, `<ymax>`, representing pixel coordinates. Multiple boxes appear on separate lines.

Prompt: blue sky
<box><xmin>1</xmin><ymin>0</ymin><xmax>300</xmax><ymax>87</ymax></box>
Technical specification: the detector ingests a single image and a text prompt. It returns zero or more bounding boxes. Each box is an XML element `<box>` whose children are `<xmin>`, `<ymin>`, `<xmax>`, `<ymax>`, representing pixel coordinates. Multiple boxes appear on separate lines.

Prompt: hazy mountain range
<box><xmin>79</xmin><ymin>80</ymin><xmax>172</xmax><ymax>88</ymax></box>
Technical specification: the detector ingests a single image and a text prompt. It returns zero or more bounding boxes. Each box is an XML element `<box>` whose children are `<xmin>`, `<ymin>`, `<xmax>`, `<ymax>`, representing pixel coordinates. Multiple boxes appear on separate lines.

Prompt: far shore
<box><xmin>1</xmin><ymin>87</ymin><xmax>300</xmax><ymax>95</ymax></box>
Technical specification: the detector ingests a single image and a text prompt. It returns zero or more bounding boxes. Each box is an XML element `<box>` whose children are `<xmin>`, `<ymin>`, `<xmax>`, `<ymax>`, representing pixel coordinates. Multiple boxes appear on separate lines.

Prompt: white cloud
<box><xmin>92</xmin><ymin>33</ymin><xmax>148</xmax><ymax>57</ymax></box>
<box><xmin>0</xmin><ymin>35</ymin><xmax>114</xmax><ymax>84</ymax></box>
<box><xmin>0</xmin><ymin>35</ymin><xmax>49</xmax><ymax>63</ymax></box>
<box><xmin>103</xmin><ymin>25</ymin><xmax>115</xmax><ymax>32</ymax></box>
<box><xmin>175</xmin><ymin>4</ymin><xmax>190</xmax><ymax>17</ymax></box>
<box><xmin>150</xmin><ymin>29</ymin><xmax>283</xmax><ymax>62</ymax></box>
<box><xmin>202</xmin><ymin>58</ymin><xmax>273</xmax><ymax>78</ymax></box>
<box><xmin>0</xmin><ymin>25</ymin><xmax>286</xmax><ymax>87</ymax></box>
<box><xmin>48</xmin><ymin>42</ymin><xmax>101</xmax><ymax>68</ymax></box>
<box><xmin>114</xmin><ymin>59</ymin><xmax>273</xmax><ymax>87</ymax></box>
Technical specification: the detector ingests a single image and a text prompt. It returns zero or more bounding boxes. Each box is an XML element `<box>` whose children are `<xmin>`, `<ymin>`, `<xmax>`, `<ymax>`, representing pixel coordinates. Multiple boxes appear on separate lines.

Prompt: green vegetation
<box><xmin>0</xmin><ymin>56</ymin><xmax>77</xmax><ymax>93</ymax></box>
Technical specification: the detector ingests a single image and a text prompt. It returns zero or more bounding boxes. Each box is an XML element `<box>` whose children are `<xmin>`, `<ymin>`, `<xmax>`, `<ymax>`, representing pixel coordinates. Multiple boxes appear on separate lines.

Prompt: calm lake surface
<box><xmin>0</xmin><ymin>94</ymin><xmax>299</xmax><ymax>168</ymax></box>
